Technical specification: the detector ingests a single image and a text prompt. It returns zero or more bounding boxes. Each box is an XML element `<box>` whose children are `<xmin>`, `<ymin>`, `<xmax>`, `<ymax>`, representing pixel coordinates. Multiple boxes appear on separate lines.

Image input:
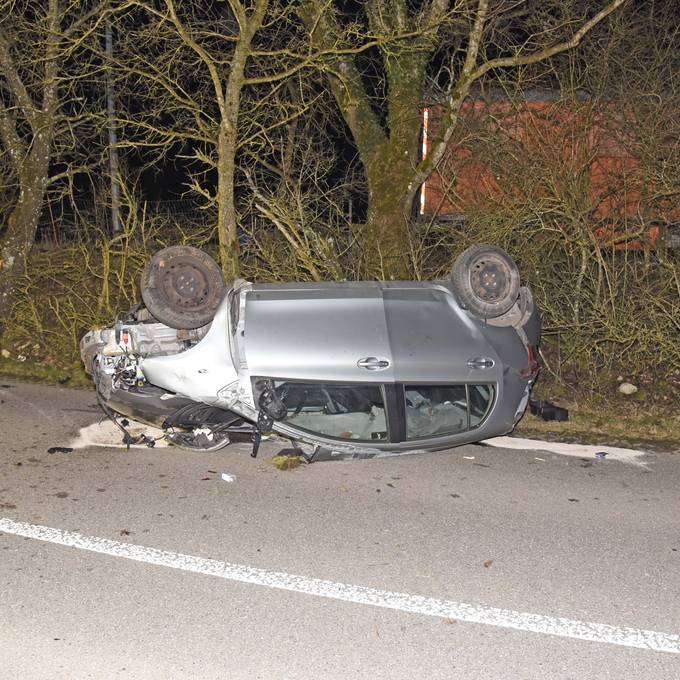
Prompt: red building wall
<box><xmin>420</xmin><ymin>100</ymin><xmax>678</xmax><ymax>247</ymax></box>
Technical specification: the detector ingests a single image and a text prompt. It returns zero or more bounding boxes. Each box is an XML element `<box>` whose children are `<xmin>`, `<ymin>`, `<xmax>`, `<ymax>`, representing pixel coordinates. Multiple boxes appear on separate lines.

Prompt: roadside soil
<box><xmin>516</xmin><ymin>378</ymin><xmax>680</xmax><ymax>452</ymax></box>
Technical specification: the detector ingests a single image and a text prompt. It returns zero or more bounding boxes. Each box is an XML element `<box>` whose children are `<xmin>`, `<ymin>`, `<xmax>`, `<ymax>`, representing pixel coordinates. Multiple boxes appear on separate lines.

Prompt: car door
<box><xmin>241</xmin><ymin>283</ymin><xmax>396</xmax><ymax>383</ymax></box>
<box><xmin>381</xmin><ymin>285</ymin><xmax>504</xmax><ymax>385</ymax></box>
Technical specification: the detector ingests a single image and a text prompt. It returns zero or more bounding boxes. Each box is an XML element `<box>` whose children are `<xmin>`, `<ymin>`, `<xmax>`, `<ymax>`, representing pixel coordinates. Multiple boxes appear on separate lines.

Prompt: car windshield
<box><xmin>405</xmin><ymin>384</ymin><xmax>495</xmax><ymax>440</ymax></box>
<box><xmin>274</xmin><ymin>382</ymin><xmax>388</xmax><ymax>442</ymax></box>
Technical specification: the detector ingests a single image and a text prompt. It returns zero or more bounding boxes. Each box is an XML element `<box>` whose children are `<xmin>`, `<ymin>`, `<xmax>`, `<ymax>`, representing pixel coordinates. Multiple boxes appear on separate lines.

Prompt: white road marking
<box><xmin>483</xmin><ymin>436</ymin><xmax>648</xmax><ymax>465</ymax></box>
<box><xmin>1</xmin><ymin>518</ymin><xmax>678</xmax><ymax>655</ymax></box>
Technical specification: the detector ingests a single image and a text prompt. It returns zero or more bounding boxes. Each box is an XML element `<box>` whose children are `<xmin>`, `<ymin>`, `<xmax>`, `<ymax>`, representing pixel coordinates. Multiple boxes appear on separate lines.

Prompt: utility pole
<box><xmin>105</xmin><ymin>18</ymin><xmax>121</xmax><ymax>235</ymax></box>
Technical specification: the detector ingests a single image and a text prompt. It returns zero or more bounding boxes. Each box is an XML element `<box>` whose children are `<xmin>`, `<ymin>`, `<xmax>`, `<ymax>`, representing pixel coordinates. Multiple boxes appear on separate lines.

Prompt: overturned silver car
<box><xmin>80</xmin><ymin>244</ymin><xmax>540</xmax><ymax>459</ymax></box>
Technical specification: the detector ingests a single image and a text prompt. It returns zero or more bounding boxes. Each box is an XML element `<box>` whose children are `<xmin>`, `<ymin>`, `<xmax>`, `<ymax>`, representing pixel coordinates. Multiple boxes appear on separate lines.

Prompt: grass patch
<box><xmin>515</xmin><ymin>377</ymin><xmax>680</xmax><ymax>447</ymax></box>
<box><xmin>0</xmin><ymin>357</ymin><xmax>91</xmax><ymax>387</ymax></box>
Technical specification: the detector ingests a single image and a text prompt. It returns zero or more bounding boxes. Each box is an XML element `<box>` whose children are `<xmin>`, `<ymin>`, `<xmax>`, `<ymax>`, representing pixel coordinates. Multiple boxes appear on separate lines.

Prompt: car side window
<box><xmin>404</xmin><ymin>384</ymin><xmax>495</xmax><ymax>440</ymax></box>
<box><xmin>405</xmin><ymin>385</ymin><xmax>467</xmax><ymax>439</ymax></box>
<box><xmin>274</xmin><ymin>381</ymin><xmax>388</xmax><ymax>442</ymax></box>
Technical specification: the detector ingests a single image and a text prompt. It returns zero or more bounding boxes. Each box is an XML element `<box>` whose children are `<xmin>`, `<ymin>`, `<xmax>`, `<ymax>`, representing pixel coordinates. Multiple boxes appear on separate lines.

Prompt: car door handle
<box><xmin>357</xmin><ymin>357</ymin><xmax>390</xmax><ymax>371</ymax></box>
<box><xmin>467</xmin><ymin>357</ymin><xmax>495</xmax><ymax>369</ymax></box>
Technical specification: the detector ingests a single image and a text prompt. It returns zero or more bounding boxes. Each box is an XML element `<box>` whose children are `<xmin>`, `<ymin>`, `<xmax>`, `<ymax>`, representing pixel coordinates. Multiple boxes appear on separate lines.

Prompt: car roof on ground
<box><xmin>241</xmin><ymin>281</ymin><xmax>498</xmax><ymax>384</ymax></box>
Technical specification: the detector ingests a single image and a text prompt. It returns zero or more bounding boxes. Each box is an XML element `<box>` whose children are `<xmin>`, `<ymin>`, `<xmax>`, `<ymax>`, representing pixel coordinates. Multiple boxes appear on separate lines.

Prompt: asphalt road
<box><xmin>1</xmin><ymin>380</ymin><xmax>679</xmax><ymax>679</ymax></box>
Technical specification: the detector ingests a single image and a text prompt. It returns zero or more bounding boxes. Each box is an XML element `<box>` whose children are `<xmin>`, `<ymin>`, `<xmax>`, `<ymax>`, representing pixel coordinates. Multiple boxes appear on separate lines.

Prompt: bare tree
<box><xmin>112</xmin><ymin>0</ymin><xmax>324</xmax><ymax>280</ymax></box>
<box><xmin>299</xmin><ymin>0</ymin><xmax>628</xmax><ymax>277</ymax></box>
<box><xmin>0</xmin><ymin>0</ymin><xmax>107</xmax><ymax>333</ymax></box>
<box><xmin>423</xmin><ymin>0</ymin><xmax>680</xmax><ymax>379</ymax></box>
<box><xmin>240</xmin><ymin>81</ymin><xmax>359</xmax><ymax>281</ymax></box>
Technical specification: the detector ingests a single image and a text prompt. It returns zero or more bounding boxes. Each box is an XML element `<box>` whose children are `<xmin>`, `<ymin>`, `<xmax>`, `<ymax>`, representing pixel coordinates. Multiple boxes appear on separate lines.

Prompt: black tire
<box><xmin>165</xmin><ymin>429</ymin><xmax>232</xmax><ymax>452</ymax></box>
<box><xmin>140</xmin><ymin>246</ymin><xmax>226</xmax><ymax>329</ymax></box>
<box><xmin>450</xmin><ymin>245</ymin><xmax>520</xmax><ymax>318</ymax></box>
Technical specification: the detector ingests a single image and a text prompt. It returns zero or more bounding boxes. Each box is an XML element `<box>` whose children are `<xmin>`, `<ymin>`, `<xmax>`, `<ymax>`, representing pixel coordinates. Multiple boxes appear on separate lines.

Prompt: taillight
<box><xmin>521</xmin><ymin>343</ymin><xmax>540</xmax><ymax>379</ymax></box>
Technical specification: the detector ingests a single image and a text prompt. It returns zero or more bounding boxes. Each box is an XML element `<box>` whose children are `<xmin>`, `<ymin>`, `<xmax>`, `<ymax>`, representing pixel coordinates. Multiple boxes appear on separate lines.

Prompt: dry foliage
<box><xmin>4</xmin><ymin>202</ymin><xmax>678</xmax><ymax>391</ymax></box>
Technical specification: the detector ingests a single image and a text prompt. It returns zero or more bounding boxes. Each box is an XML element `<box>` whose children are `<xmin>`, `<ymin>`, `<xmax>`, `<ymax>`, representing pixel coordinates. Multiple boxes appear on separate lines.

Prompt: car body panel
<box><xmin>241</xmin><ymin>281</ymin><xmax>504</xmax><ymax>385</ymax></box>
<box><xmin>242</xmin><ymin>283</ymin><xmax>394</xmax><ymax>383</ymax></box>
<box><xmin>141</xmin><ymin>300</ymin><xmax>238</xmax><ymax>402</ymax></box>
<box><xmin>381</xmin><ymin>285</ymin><xmax>503</xmax><ymax>384</ymax></box>
<box><xmin>81</xmin><ymin>275</ymin><xmax>540</xmax><ymax>457</ymax></box>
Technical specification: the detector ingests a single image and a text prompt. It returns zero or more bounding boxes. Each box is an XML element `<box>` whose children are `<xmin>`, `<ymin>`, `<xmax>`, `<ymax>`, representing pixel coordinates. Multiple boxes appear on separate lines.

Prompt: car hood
<box><xmin>241</xmin><ymin>281</ymin><xmax>505</xmax><ymax>384</ymax></box>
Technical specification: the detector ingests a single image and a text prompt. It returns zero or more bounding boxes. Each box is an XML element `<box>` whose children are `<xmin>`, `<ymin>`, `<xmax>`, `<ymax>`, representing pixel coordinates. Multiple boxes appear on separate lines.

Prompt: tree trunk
<box><xmin>360</xmin><ymin>149</ymin><xmax>419</xmax><ymax>279</ymax></box>
<box><xmin>0</xmin><ymin>163</ymin><xmax>49</xmax><ymax>337</ymax></box>
<box><xmin>213</xmin><ymin>1</ymin><xmax>268</xmax><ymax>281</ymax></box>
<box><xmin>216</xmin><ymin>125</ymin><xmax>240</xmax><ymax>281</ymax></box>
<box><xmin>362</xmin><ymin>190</ymin><xmax>413</xmax><ymax>279</ymax></box>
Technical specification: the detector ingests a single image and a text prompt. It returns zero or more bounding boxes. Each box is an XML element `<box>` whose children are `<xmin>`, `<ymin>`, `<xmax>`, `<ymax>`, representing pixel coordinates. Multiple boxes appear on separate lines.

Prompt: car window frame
<box><xmin>254</xmin><ymin>377</ymin><xmax>498</xmax><ymax>447</ymax></box>
<box><xmin>467</xmin><ymin>383</ymin><xmax>497</xmax><ymax>430</ymax></box>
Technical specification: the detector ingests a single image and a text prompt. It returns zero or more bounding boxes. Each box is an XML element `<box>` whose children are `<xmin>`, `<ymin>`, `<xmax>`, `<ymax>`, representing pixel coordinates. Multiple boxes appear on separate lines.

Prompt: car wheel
<box><xmin>165</xmin><ymin>428</ymin><xmax>232</xmax><ymax>452</ymax></box>
<box><xmin>450</xmin><ymin>244</ymin><xmax>520</xmax><ymax>318</ymax></box>
<box><xmin>140</xmin><ymin>246</ymin><xmax>227</xmax><ymax>329</ymax></box>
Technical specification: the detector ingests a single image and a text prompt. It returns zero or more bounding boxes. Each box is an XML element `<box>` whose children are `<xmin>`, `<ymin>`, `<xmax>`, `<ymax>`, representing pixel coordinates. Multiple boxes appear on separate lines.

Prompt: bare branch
<box><xmin>0</xmin><ymin>31</ymin><xmax>38</xmax><ymax>128</ymax></box>
<box><xmin>471</xmin><ymin>0</ymin><xmax>629</xmax><ymax>80</ymax></box>
<box><xmin>0</xmin><ymin>104</ymin><xmax>25</xmax><ymax>171</ymax></box>
<box><xmin>164</xmin><ymin>0</ymin><xmax>227</xmax><ymax>119</ymax></box>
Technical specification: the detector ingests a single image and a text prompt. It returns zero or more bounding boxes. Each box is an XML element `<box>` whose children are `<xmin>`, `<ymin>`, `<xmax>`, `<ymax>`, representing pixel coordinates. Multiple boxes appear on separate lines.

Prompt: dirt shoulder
<box><xmin>0</xmin><ymin>356</ymin><xmax>91</xmax><ymax>388</ymax></box>
<box><xmin>516</xmin><ymin>378</ymin><xmax>680</xmax><ymax>452</ymax></box>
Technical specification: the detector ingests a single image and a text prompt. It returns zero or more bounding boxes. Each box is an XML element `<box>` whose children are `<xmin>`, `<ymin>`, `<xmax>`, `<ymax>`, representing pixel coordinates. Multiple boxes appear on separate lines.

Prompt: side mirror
<box><xmin>250</xmin><ymin>380</ymin><xmax>288</xmax><ymax>459</ymax></box>
<box><xmin>256</xmin><ymin>380</ymin><xmax>288</xmax><ymax>422</ymax></box>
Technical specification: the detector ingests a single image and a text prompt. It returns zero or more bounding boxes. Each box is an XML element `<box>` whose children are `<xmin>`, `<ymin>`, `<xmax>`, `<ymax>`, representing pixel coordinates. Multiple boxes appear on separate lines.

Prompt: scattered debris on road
<box><xmin>529</xmin><ymin>399</ymin><xmax>569</xmax><ymax>421</ymax></box>
<box><xmin>220</xmin><ymin>472</ymin><xmax>236</xmax><ymax>482</ymax></box>
<box><xmin>70</xmin><ymin>419</ymin><xmax>170</xmax><ymax>449</ymax></box>
<box><xmin>47</xmin><ymin>446</ymin><xmax>73</xmax><ymax>454</ymax></box>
